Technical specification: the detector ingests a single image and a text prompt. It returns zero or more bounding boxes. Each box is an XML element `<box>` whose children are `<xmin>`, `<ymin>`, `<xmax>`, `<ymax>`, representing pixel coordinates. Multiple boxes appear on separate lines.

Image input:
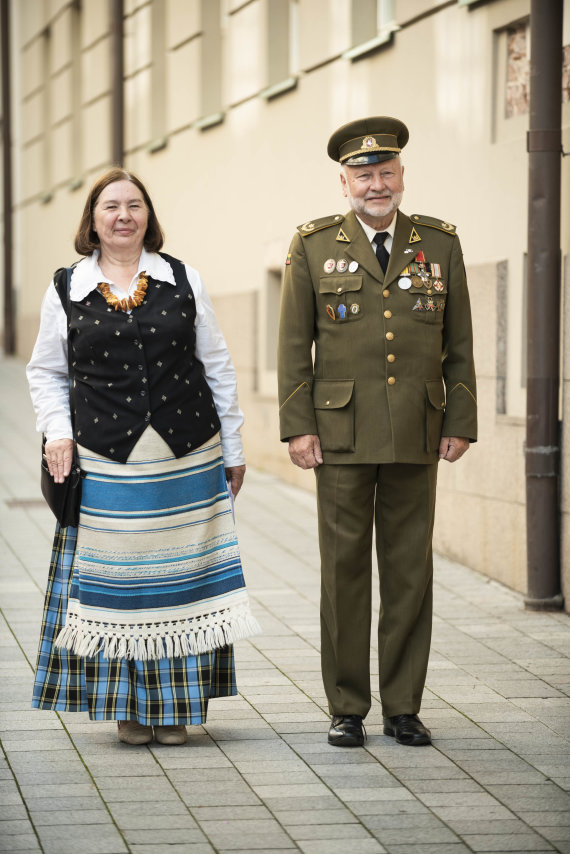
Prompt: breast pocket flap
<box><xmin>426</xmin><ymin>379</ymin><xmax>445</xmax><ymax>410</ymax></box>
<box><xmin>313</xmin><ymin>379</ymin><xmax>355</xmax><ymax>410</ymax></box>
<box><xmin>319</xmin><ymin>275</ymin><xmax>363</xmax><ymax>296</ymax></box>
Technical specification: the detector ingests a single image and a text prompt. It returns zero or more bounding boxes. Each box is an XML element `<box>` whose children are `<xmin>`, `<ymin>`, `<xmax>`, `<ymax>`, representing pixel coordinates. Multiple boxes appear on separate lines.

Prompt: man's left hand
<box><xmin>439</xmin><ymin>436</ymin><xmax>469</xmax><ymax>463</ymax></box>
<box><xmin>226</xmin><ymin>465</ymin><xmax>246</xmax><ymax>497</ymax></box>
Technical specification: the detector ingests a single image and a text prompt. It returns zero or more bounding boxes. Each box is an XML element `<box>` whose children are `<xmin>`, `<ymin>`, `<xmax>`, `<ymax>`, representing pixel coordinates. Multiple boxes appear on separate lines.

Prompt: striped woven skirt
<box><xmin>32</xmin><ymin>428</ymin><xmax>257</xmax><ymax>724</ymax></box>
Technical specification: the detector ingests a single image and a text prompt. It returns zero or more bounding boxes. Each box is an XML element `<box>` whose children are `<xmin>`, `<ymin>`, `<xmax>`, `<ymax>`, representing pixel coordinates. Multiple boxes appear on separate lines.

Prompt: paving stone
<box><xmin>198</xmin><ymin>818</ymin><xmax>295</xmax><ymax>850</ymax></box>
<box><xmin>130</xmin><ymin>847</ymin><xmax>215</xmax><ymax>854</ymax></box>
<box><xmin>459</xmin><ymin>833</ymin><xmax>555</xmax><ymax>851</ymax></box>
<box><xmin>0</xmin><ymin>834</ymin><xmax>41</xmax><ymax>852</ymax></box>
<box><xmin>36</xmin><ymin>823</ymin><xmax>128</xmax><ymax>854</ymax></box>
<box><xmin>287</xmin><ymin>822</ymin><xmax>368</xmax><ymax>840</ymax></box>
<box><xmin>296</xmin><ymin>839</ymin><xmax>386</xmax><ymax>854</ymax></box>
<box><xmin>386</xmin><ymin>846</ymin><xmax>471</xmax><ymax>854</ymax></box>
<box><xmin>124</xmin><ymin>829</ymin><xmax>207</xmax><ymax>845</ymax></box>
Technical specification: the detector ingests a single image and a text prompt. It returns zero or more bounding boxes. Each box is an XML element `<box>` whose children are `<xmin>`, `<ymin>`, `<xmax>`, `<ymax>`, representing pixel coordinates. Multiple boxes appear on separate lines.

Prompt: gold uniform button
<box><xmin>388</xmin><ymin>376</ymin><xmax>396</xmax><ymax>385</ymax></box>
<box><xmin>337</xmin><ymin>287</ymin><xmax>342</xmax><ymax>294</ymax></box>
<box><xmin>387</xmin><ymin>354</ymin><xmax>396</xmax><ymax>363</ymax></box>
<box><xmin>325</xmin><ymin>400</ymin><xmax>330</xmax><ymax>405</ymax></box>
<box><xmin>427</xmin><ymin>289</ymin><xmax>432</xmax><ymax>295</ymax></box>
<box><xmin>384</xmin><ymin>310</ymin><xmax>392</xmax><ymax>319</ymax></box>
<box><xmin>383</xmin><ymin>289</ymin><xmax>390</xmax><ymax>298</ymax></box>
<box><xmin>386</xmin><ymin>332</ymin><xmax>394</xmax><ymax>341</ymax></box>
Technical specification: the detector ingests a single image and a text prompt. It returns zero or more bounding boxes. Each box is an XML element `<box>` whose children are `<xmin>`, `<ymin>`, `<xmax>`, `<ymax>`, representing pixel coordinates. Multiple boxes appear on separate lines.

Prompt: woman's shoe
<box><xmin>154</xmin><ymin>725</ymin><xmax>188</xmax><ymax>745</ymax></box>
<box><xmin>117</xmin><ymin>720</ymin><xmax>153</xmax><ymax>745</ymax></box>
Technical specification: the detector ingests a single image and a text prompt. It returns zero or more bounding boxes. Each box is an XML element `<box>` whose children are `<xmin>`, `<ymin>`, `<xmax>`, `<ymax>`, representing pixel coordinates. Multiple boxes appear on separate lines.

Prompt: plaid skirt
<box><xmin>32</xmin><ymin>434</ymin><xmax>239</xmax><ymax>725</ymax></box>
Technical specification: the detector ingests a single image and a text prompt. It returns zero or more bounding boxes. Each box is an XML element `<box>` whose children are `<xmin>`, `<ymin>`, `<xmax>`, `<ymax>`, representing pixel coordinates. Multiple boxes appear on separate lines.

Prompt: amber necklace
<box><xmin>97</xmin><ymin>271</ymin><xmax>149</xmax><ymax>312</ymax></box>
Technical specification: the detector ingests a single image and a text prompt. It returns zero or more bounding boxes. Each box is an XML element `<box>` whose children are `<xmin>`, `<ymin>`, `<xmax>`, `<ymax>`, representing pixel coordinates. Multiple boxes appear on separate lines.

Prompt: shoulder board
<box><xmin>297</xmin><ymin>214</ymin><xmax>344</xmax><ymax>236</ymax></box>
<box><xmin>410</xmin><ymin>214</ymin><xmax>456</xmax><ymax>235</ymax></box>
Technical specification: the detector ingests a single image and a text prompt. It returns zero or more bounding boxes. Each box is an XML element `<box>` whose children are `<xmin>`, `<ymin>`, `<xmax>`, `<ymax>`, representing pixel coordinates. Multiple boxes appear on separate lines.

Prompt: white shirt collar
<box><xmin>69</xmin><ymin>248</ymin><xmax>176</xmax><ymax>301</ymax></box>
<box><xmin>356</xmin><ymin>213</ymin><xmax>397</xmax><ymax>245</ymax></box>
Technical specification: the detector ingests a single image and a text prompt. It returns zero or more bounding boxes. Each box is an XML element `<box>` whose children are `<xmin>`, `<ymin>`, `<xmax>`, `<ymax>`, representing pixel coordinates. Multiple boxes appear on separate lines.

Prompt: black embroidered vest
<box><xmin>56</xmin><ymin>253</ymin><xmax>221</xmax><ymax>463</ymax></box>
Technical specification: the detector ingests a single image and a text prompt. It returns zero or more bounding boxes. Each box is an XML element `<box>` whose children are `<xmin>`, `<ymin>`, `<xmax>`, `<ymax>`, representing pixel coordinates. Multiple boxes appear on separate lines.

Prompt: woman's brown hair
<box><xmin>74</xmin><ymin>168</ymin><xmax>165</xmax><ymax>255</ymax></box>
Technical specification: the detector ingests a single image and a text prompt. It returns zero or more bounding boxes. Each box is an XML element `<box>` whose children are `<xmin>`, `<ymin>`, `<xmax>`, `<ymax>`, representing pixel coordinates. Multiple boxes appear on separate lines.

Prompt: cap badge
<box><xmin>362</xmin><ymin>136</ymin><xmax>376</xmax><ymax>149</ymax></box>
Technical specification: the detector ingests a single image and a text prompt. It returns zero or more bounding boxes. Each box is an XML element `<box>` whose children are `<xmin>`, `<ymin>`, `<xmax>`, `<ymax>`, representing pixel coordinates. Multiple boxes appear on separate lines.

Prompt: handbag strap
<box><xmin>53</xmin><ymin>266</ymin><xmax>75</xmax><ymax>434</ymax></box>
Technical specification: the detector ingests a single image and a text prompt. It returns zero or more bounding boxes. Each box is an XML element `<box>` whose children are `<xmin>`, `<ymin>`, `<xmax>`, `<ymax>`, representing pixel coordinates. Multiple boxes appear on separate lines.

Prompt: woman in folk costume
<box><xmin>27</xmin><ymin>168</ymin><xmax>260</xmax><ymax>746</ymax></box>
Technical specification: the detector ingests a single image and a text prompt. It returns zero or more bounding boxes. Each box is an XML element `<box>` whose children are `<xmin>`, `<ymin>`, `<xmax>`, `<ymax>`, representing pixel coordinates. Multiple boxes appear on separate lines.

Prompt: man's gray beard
<box><xmin>356</xmin><ymin>190</ymin><xmax>403</xmax><ymax>220</ymax></box>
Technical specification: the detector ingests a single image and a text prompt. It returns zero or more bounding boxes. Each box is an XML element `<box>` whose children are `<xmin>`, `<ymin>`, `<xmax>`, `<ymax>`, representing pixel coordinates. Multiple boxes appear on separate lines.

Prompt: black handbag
<box><xmin>40</xmin><ymin>266</ymin><xmax>83</xmax><ymax>528</ymax></box>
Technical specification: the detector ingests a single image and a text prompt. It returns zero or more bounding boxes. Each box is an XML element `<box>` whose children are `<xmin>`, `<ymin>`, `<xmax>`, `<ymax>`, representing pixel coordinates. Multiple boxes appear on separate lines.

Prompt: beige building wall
<box><xmin>5</xmin><ymin>0</ymin><xmax>570</xmax><ymax>607</ymax></box>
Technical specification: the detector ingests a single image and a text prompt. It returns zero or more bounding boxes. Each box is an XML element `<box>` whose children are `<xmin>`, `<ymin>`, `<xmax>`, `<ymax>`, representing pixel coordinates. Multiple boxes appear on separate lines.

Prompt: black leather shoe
<box><xmin>383</xmin><ymin>714</ymin><xmax>431</xmax><ymax>746</ymax></box>
<box><xmin>328</xmin><ymin>714</ymin><xmax>365</xmax><ymax>747</ymax></box>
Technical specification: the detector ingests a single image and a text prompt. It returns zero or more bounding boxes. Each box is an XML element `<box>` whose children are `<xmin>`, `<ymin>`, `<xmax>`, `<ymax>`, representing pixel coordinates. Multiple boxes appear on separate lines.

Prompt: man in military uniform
<box><xmin>278</xmin><ymin>116</ymin><xmax>477</xmax><ymax>747</ymax></box>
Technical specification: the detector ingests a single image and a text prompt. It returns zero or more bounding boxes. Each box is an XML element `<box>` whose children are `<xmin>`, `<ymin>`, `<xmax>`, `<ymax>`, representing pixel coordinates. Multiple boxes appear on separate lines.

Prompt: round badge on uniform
<box><xmin>323</xmin><ymin>258</ymin><xmax>335</xmax><ymax>274</ymax></box>
<box><xmin>398</xmin><ymin>277</ymin><xmax>412</xmax><ymax>290</ymax></box>
<box><xmin>348</xmin><ymin>260</ymin><xmax>359</xmax><ymax>273</ymax></box>
<box><xmin>350</xmin><ymin>303</ymin><xmax>360</xmax><ymax>314</ymax></box>
<box><xmin>336</xmin><ymin>259</ymin><xmax>348</xmax><ymax>273</ymax></box>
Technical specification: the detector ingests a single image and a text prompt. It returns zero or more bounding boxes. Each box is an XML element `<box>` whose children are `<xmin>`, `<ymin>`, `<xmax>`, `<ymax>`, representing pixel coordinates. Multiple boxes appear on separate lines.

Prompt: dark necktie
<box><xmin>373</xmin><ymin>231</ymin><xmax>390</xmax><ymax>274</ymax></box>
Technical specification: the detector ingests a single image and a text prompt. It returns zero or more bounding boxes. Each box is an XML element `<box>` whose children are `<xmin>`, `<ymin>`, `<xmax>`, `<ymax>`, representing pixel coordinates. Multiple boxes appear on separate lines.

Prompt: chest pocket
<box><xmin>319</xmin><ymin>275</ymin><xmax>362</xmax><ymax>296</ymax></box>
<box><xmin>319</xmin><ymin>275</ymin><xmax>363</xmax><ymax>323</ymax></box>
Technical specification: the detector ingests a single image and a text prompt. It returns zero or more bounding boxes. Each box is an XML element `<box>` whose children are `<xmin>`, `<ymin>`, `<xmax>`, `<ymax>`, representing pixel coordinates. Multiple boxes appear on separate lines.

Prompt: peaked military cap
<box><xmin>327</xmin><ymin>116</ymin><xmax>409</xmax><ymax>165</ymax></box>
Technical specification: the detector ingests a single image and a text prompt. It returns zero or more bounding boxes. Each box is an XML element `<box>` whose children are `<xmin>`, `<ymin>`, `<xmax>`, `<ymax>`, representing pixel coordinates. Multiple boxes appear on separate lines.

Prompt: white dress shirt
<box><xmin>356</xmin><ymin>214</ymin><xmax>397</xmax><ymax>254</ymax></box>
<box><xmin>26</xmin><ymin>249</ymin><xmax>245</xmax><ymax>467</ymax></box>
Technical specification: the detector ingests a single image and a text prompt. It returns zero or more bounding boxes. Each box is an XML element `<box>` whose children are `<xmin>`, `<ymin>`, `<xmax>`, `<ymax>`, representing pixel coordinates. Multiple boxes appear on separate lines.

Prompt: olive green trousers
<box><xmin>315</xmin><ymin>461</ymin><xmax>438</xmax><ymax>719</ymax></box>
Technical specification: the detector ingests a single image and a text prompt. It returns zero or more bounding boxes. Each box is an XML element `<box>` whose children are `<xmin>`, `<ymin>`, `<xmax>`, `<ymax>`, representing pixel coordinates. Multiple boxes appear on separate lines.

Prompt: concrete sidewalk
<box><xmin>1</xmin><ymin>355</ymin><xmax>569</xmax><ymax>854</ymax></box>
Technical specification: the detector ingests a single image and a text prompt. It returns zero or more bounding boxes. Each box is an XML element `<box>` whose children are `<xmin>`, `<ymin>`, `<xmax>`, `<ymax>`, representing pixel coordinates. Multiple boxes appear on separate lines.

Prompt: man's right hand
<box><xmin>288</xmin><ymin>434</ymin><xmax>323</xmax><ymax>469</ymax></box>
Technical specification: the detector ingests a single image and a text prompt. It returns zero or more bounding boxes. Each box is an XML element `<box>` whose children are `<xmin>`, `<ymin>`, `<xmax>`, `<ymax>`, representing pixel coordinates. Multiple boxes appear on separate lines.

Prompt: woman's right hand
<box><xmin>44</xmin><ymin>438</ymin><xmax>74</xmax><ymax>483</ymax></box>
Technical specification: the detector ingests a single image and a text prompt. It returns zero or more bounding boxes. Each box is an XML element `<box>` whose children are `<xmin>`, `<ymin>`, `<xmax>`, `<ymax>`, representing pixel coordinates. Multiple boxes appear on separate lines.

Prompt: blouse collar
<box><xmin>69</xmin><ymin>248</ymin><xmax>176</xmax><ymax>301</ymax></box>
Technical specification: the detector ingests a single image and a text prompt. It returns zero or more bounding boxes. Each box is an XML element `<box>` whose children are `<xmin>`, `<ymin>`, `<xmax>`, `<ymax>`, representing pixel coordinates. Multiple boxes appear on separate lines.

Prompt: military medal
<box><xmin>416</xmin><ymin>250</ymin><xmax>426</xmax><ymax>262</ymax></box>
<box><xmin>338</xmin><ymin>304</ymin><xmax>347</xmax><ymax>319</ymax></box>
<box><xmin>412</xmin><ymin>297</ymin><xmax>424</xmax><ymax>311</ymax></box>
<box><xmin>426</xmin><ymin>296</ymin><xmax>436</xmax><ymax>311</ymax></box>
<box><xmin>336</xmin><ymin>258</ymin><xmax>348</xmax><ymax>273</ymax></box>
<box><xmin>326</xmin><ymin>304</ymin><xmax>335</xmax><ymax>320</ymax></box>
<box><xmin>349</xmin><ymin>260</ymin><xmax>359</xmax><ymax>273</ymax></box>
<box><xmin>398</xmin><ymin>277</ymin><xmax>412</xmax><ymax>290</ymax></box>
<box><xmin>324</xmin><ymin>258</ymin><xmax>335</xmax><ymax>274</ymax></box>
<box><xmin>433</xmin><ymin>280</ymin><xmax>444</xmax><ymax>292</ymax></box>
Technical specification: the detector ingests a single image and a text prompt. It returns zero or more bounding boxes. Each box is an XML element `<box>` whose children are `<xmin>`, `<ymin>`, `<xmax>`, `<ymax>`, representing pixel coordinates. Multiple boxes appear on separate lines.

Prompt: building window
<box><xmin>505</xmin><ymin>21</ymin><xmax>529</xmax><ymax>118</ymax></box>
<box><xmin>262</xmin><ymin>0</ymin><xmax>297</xmax><ymax>100</ymax></box>
<box><xmin>41</xmin><ymin>26</ymin><xmax>52</xmax><ymax>202</ymax></box>
<box><xmin>344</xmin><ymin>0</ymin><xmax>398</xmax><ymax>61</ymax></box>
<box><xmin>196</xmin><ymin>0</ymin><xmax>224</xmax><ymax>129</ymax></box>
<box><xmin>149</xmin><ymin>0</ymin><xmax>167</xmax><ymax>151</ymax></box>
<box><xmin>70</xmin><ymin>0</ymin><xmax>82</xmax><ymax>186</ymax></box>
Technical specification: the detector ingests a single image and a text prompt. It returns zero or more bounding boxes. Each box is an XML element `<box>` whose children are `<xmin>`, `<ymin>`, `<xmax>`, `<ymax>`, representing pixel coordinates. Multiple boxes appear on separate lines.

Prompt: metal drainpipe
<box><xmin>1</xmin><ymin>0</ymin><xmax>15</xmax><ymax>354</ymax></box>
<box><xmin>525</xmin><ymin>0</ymin><xmax>564</xmax><ymax>611</ymax></box>
<box><xmin>110</xmin><ymin>0</ymin><xmax>124</xmax><ymax>166</ymax></box>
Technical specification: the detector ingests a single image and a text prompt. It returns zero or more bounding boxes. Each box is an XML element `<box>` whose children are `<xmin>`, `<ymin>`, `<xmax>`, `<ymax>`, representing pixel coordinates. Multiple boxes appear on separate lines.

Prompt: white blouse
<box><xmin>26</xmin><ymin>249</ymin><xmax>245</xmax><ymax>467</ymax></box>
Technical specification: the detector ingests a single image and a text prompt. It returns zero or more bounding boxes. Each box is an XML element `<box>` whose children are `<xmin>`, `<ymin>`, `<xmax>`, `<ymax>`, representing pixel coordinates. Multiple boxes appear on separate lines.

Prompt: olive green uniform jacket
<box><xmin>278</xmin><ymin>209</ymin><xmax>477</xmax><ymax>462</ymax></box>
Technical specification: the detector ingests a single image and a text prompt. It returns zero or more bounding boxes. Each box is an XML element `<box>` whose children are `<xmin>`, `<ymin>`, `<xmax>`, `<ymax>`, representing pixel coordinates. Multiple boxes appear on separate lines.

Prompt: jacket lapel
<box><xmin>385</xmin><ymin>211</ymin><xmax>420</xmax><ymax>286</ymax></box>
<box><xmin>339</xmin><ymin>211</ymin><xmax>383</xmax><ymax>283</ymax></box>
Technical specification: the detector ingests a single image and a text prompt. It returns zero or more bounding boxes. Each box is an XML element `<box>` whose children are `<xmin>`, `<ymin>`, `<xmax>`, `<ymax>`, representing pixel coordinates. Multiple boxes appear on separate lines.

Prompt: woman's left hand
<box><xmin>226</xmin><ymin>465</ymin><xmax>246</xmax><ymax>497</ymax></box>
